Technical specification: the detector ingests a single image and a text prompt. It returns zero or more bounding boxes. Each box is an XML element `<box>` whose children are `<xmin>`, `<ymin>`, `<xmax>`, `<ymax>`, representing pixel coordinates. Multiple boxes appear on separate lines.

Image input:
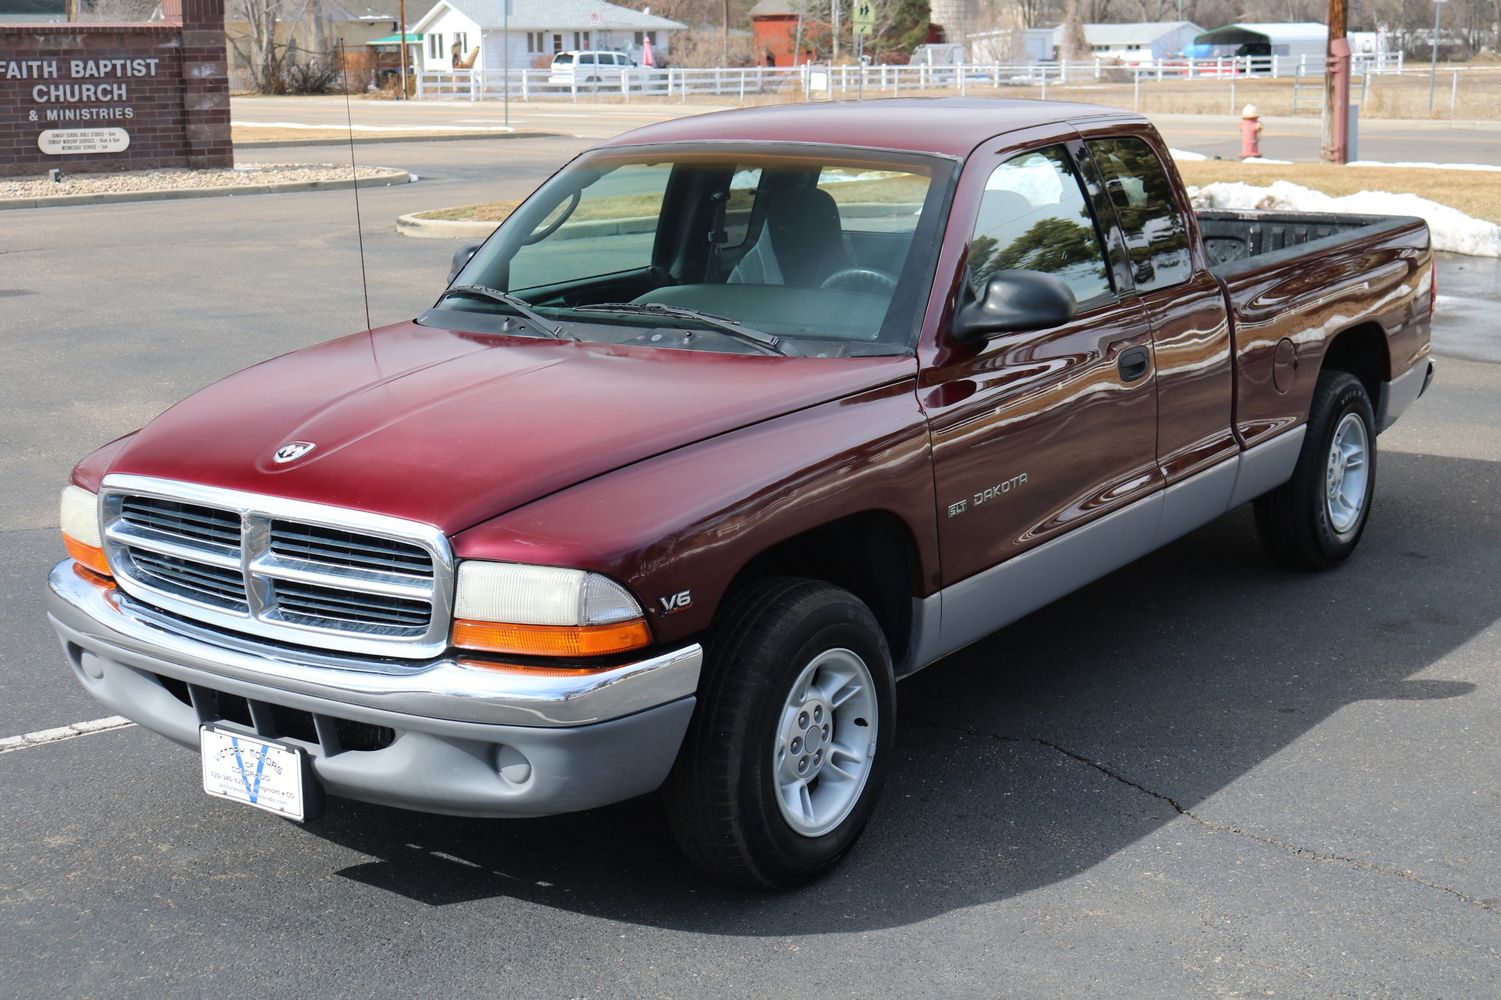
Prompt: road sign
<box><xmin>853</xmin><ymin>0</ymin><xmax>875</xmax><ymax>36</ymax></box>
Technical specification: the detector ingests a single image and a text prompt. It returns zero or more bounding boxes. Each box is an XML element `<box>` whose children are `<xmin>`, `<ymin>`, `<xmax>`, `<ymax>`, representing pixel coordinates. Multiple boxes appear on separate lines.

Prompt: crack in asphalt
<box><xmin>908</xmin><ymin>714</ymin><xmax>1497</xmax><ymax>916</ymax></box>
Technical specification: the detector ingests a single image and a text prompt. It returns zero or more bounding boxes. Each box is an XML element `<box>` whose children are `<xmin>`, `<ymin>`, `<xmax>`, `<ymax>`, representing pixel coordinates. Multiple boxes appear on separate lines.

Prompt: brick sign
<box><xmin>0</xmin><ymin>0</ymin><xmax>230</xmax><ymax>178</ymax></box>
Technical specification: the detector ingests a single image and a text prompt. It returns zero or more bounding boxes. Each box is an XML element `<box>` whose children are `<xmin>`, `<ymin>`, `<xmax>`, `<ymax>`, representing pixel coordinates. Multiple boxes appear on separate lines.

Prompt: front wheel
<box><xmin>1254</xmin><ymin>370</ymin><xmax>1377</xmax><ymax>569</ymax></box>
<box><xmin>663</xmin><ymin>578</ymin><xmax>895</xmax><ymax>888</ymax></box>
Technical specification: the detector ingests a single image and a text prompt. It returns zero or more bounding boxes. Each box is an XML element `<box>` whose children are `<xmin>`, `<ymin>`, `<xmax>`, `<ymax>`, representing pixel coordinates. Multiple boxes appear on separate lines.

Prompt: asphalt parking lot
<box><xmin>3</xmin><ymin>132</ymin><xmax>1500</xmax><ymax>998</ymax></box>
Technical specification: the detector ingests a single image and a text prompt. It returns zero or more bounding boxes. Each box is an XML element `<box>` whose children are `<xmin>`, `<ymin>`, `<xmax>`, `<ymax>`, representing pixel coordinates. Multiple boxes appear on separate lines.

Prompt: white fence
<box><xmin>415</xmin><ymin>51</ymin><xmax>1407</xmax><ymax>103</ymax></box>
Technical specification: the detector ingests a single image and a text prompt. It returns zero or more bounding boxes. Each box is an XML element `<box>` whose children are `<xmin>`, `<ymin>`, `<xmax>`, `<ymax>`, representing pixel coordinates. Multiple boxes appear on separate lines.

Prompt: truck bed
<box><xmin>1196</xmin><ymin>210</ymin><xmax>1424</xmax><ymax>275</ymax></box>
<box><xmin>1194</xmin><ymin>208</ymin><xmax>1432</xmax><ymax>450</ymax></box>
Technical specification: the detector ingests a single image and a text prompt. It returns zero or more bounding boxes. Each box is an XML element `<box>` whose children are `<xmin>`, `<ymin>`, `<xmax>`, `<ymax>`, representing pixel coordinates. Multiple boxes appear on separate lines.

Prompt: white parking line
<box><xmin>0</xmin><ymin>716</ymin><xmax>135</xmax><ymax>754</ymax></box>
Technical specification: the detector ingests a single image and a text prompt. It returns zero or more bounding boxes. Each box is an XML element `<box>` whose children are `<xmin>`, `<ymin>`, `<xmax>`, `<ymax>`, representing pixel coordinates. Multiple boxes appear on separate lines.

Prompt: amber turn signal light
<box><xmin>63</xmin><ymin>533</ymin><xmax>112</xmax><ymax>578</ymax></box>
<box><xmin>451</xmin><ymin>618</ymin><xmax>652</xmax><ymax>658</ymax></box>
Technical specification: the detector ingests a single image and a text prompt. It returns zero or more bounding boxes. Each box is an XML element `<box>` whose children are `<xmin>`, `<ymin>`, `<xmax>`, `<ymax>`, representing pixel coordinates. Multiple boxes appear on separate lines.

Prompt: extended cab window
<box><xmin>968</xmin><ymin>147</ymin><xmax>1112</xmax><ymax>305</ymax></box>
<box><xmin>1086</xmin><ymin>137</ymin><xmax>1192</xmax><ymax>291</ymax></box>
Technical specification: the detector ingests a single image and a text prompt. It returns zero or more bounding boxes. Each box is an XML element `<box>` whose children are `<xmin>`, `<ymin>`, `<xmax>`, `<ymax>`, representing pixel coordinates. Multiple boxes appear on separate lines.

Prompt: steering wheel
<box><xmin>819</xmin><ymin>267</ymin><xmax>899</xmax><ymax>294</ymax></box>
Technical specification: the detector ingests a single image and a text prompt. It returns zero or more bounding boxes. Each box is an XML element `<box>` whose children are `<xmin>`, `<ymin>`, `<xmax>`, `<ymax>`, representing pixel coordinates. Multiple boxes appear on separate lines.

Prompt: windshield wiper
<box><xmin>438</xmin><ymin>285</ymin><xmax>573</xmax><ymax>340</ymax></box>
<box><xmin>573</xmin><ymin>302</ymin><xmax>790</xmax><ymax>357</ymax></box>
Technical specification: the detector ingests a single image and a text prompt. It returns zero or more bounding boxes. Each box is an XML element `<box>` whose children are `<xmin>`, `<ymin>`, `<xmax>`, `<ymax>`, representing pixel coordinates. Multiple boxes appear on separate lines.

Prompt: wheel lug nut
<box><xmin>790</xmin><ymin>736</ymin><xmax>802</xmax><ymax>754</ymax></box>
<box><xmin>813</xmin><ymin>706</ymin><xmax>823</xmax><ymax>723</ymax></box>
<box><xmin>798</xmin><ymin>757</ymin><xmax>808</xmax><ymax>773</ymax></box>
<box><xmin>822</xmin><ymin>724</ymin><xmax>830</xmax><ymax>739</ymax></box>
<box><xmin>798</xmin><ymin>711</ymin><xmax>809</xmax><ymax>728</ymax></box>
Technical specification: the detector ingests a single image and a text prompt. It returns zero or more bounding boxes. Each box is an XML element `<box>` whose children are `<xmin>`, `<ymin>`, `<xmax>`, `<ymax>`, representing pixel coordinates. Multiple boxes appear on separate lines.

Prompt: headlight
<box><xmin>60</xmin><ymin>485</ymin><xmax>111</xmax><ymax>577</ymax></box>
<box><xmin>452</xmin><ymin>562</ymin><xmax>650</xmax><ymax>657</ymax></box>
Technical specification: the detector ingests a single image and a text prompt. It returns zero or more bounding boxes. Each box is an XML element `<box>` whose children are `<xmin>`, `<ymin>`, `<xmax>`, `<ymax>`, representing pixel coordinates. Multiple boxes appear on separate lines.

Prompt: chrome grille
<box><xmin>120</xmin><ymin>495</ymin><xmax>242</xmax><ymax>548</ymax></box>
<box><xmin>131</xmin><ymin>549</ymin><xmax>250</xmax><ymax>610</ymax></box>
<box><xmin>273</xmin><ymin>579</ymin><xmax>432</xmax><ymax>629</ymax></box>
<box><xmin>100</xmin><ymin>476</ymin><xmax>454</xmax><ymax>658</ymax></box>
<box><xmin>268</xmin><ymin>521</ymin><xmax>433</xmax><ymax>578</ymax></box>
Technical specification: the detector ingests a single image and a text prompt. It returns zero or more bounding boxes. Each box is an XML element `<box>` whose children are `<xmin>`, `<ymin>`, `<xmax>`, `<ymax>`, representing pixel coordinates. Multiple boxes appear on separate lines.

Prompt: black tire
<box><xmin>663</xmin><ymin>577</ymin><xmax>896</xmax><ymax>888</ymax></box>
<box><xmin>1253</xmin><ymin>370</ymin><xmax>1377</xmax><ymax>570</ymax></box>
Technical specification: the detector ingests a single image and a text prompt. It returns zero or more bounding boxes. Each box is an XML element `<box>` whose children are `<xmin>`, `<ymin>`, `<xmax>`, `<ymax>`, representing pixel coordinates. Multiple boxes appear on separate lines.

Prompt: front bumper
<box><xmin>47</xmin><ymin>561</ymin><xmax>701</xmax><ymax>818</ymax></box>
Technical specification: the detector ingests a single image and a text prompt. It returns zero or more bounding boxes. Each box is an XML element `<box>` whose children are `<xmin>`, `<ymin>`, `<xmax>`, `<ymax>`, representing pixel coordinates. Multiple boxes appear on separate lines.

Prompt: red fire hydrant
<box><xmin>1239</xmin><ymin>103</ymin><xmax>1263</xmax><ymax>160</ymax></box>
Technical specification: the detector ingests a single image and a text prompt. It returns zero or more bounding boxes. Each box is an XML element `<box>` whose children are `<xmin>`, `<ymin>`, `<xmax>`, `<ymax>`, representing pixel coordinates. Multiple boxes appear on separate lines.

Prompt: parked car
<box><xmin>49</xmin><ymin>99</ymin><xmax>1434</xmax><ymax>888</ymax></box>
<box><xmin>548</xmin><ymin>49</ymin><xmax>634</xmax><ymax>87</ymax></box>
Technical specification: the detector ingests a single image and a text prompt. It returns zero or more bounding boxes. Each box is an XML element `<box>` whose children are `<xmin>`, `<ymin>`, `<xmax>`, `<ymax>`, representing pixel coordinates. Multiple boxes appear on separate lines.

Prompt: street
<box><xmin>231</xmin><ymin>93</ymin><xmax>1501</xmax><ymax>163</ymax></box>
<box><xmin>2</xmin><ymin>127</ymin><xmax>1499</xmax><ymax>998</ymax></box>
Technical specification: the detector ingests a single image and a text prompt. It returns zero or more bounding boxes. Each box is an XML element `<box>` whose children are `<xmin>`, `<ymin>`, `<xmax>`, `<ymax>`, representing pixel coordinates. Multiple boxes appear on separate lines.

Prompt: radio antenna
<box><xmin>340</xmin><ymin>41</ymin><xmax>373</xmax><ymax>332</ymax></box>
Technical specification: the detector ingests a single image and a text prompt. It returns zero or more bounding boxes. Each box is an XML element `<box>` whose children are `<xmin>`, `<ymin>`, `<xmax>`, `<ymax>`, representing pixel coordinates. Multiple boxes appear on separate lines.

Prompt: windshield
<box><xmin>430</xmin><ymin>145</ymin><xmax>956</xmax><ymax>357</ymax></box>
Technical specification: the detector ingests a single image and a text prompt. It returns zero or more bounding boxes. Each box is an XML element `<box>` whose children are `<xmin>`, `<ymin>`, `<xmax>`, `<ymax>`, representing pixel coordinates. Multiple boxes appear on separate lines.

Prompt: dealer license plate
<box><xmin>200</xmin><ymin>724</ymin><xmax>306</xmax><ymax>821</ymax></box>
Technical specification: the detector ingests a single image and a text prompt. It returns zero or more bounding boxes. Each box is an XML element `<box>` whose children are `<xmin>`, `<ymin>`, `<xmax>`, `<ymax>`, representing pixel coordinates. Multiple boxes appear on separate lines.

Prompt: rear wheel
<box><xmin>1254</xmin><ymin>370</ymin><xmax>1377</xmax><ymax>569</ymax></box>
<box><xmin>663</xmin><ymin>578</ymin><xmax>895</xmax><ymax>888</ymax></box>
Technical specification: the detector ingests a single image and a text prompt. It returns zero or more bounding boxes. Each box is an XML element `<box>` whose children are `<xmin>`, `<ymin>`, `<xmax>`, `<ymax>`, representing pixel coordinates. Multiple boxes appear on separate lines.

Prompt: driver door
<box><xmin>924</xmin><ymin>139</ymin><xmax>1162</xmax><ymax>587</ymax></box>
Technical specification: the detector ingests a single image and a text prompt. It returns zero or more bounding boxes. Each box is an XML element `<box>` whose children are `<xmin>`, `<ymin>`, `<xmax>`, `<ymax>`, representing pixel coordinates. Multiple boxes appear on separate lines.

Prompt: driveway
<box><xmin>2</xmin><ymin>135</ymin><xmax>1498</xmax><ymax>999</ymax></box>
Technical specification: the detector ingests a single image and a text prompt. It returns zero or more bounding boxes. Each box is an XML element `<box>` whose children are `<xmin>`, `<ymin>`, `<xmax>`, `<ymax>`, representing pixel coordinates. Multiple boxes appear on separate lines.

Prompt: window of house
<box><xmin>453</xmin><ymin>31</ymin><xmax>468</xmax><ymax>53</ymax></box>
<box><xmin>552</xmin><ymin>33</ymin><xmax>563</xmax><ymax>51</ymax></box>
<box><xmin>968</xmin><ymin>146</ymin><xmax>1112</xmax><ymax>304</ymax></box>
<box><xmin>1086</xmin><ymin>136</ymin><xmax>1192</xmax><ymax>291</ymax></box>
<box><xmin>428</xmin><ymin>33</ymin><xmax>443</xmax><ymax>59</ymax></box>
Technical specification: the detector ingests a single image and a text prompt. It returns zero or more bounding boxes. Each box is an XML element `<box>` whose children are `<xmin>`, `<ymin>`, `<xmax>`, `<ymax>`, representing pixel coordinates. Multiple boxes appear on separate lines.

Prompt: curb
<box><xmin>0</xmin><ymin>167</ymin><xmax>415</xmax><ymax>211</ymax></box>
<box><xmin>397</xmin><ymin>211</ymin><xmax>498</xmax><ymax>238</ymax></box>
<box><xmin>236</xmin><ymin>130</ymin><xmax>561</xmax><ymax>149</ymax></box>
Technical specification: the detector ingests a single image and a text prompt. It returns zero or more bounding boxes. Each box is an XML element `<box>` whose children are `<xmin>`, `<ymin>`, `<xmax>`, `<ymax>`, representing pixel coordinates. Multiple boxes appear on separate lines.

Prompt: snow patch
<box><xmin>1189</xmin><ymin>180</ymin><xmax>1501</xmax><ymax>257</ymax></box>
<box><xmin>1168</xmin><ymin>148</ymin><xmax>1208</xmax><ymax>161</ymax></box>
<box><xmin>1347</xmin><ymin>160</ymin><xmax>1501</xmax><ymax>173</ymax></box>
<box><xmin>1241</xmin><ymin>156</ymin><xmax>1292</xmax><ymax>164</ymax></box>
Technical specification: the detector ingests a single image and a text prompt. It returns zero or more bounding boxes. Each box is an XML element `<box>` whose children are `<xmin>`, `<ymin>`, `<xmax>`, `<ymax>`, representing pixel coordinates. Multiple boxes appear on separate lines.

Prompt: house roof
<box><xmin>415</xmin><ymin>0</ymin><xmax>684</xmax><ymax>31</ymax></box>
<box><xmin>1056</xmin><ymin>20</ymin><xmax>1206</xmax><ymax>46</ymax></box>
<box><xmin>331</xmin><ymin>0</ymin><xmax>404</xmax><ymax>21</ymax></box>
<box><xmin>1053</xmin><ymin>21</ymin><xmax>1202</xmax><ymax>47</ymax></box>
<box><xmin>748</xmin><ymin>0</ymin><xmax>801</xmax><ymax>17</ymax></box>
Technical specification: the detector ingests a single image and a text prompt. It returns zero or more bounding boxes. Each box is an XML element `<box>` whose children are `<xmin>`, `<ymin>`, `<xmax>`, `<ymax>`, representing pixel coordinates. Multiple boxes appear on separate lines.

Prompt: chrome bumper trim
<box><xmin>47</xmin><ymin>560</ymin><xmax>702</xmax><ymax>728</ymax></box>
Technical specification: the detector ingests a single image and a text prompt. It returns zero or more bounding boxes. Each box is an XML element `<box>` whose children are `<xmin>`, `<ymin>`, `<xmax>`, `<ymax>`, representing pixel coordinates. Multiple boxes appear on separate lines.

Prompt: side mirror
<box><xmin>953</xmin><ymin>270</ymin><xmax>1077</xmax><ymax>341</ymax></box>
<box><xmin>448</xmin><ymin>242</ymin><xmax>481</xmax><ymax>284</ymax></box>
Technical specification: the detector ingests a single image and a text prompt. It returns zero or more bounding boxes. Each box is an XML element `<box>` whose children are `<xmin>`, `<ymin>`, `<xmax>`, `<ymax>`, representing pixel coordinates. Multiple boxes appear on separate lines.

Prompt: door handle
<box><xmin>1118</xmin><ymin>346</ymin><xmax>1151</xmax><ymax>383</ymax></box>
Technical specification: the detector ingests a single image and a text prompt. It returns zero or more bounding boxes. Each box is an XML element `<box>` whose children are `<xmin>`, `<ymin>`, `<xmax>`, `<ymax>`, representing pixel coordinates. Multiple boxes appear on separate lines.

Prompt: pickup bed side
<box><xmin>1201</xmin><ymin>210</ymin><xmax>1434</xmax><ymax>448</ymax></box>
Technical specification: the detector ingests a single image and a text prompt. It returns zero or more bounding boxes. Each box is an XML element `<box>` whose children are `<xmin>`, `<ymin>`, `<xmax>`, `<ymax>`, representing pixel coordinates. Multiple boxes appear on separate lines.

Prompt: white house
<box><xmin>1054</xmin><ymin>21</ymin><xmax>1203</xmax><ymax>63</ymax></box>
<box><xmin>410</xmin><ymin>0</ymin><xmax>685</xmax><ymax>72</ymax></box>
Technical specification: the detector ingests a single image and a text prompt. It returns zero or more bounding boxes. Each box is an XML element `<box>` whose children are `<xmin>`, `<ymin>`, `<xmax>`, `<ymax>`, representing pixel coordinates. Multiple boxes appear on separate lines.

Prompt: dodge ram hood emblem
<box><xmin>272</xmin><ymin>441</ymin><xmax>316</xmax><ymax>464</ymax></box>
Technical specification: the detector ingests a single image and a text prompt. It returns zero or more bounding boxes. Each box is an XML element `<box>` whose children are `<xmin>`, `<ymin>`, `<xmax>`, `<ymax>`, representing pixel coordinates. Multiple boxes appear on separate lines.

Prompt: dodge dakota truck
<box><xmin>49</xmin><ymin>99</ymin><xmax>1435</xmax><ymax>888</ymax></box>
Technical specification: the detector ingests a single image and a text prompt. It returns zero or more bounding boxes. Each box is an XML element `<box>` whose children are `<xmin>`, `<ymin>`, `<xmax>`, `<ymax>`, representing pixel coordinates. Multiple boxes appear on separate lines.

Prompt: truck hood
<box><xmin>106</xmin><ymin>321</ymin><xmax>916</xmax><ymax>533</ymax></box>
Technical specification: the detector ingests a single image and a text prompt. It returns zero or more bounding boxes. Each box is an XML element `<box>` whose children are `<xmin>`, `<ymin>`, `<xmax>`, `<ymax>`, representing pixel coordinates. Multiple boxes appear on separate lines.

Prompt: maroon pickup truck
<box><xmin>49</xmin><ymin>99</ymin><xmax>1434</xmax><ymax>887</ymax></box>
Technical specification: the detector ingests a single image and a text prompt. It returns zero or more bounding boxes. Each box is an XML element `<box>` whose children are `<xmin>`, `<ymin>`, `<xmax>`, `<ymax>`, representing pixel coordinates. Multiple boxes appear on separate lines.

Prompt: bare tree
<box><xmin>79</xmin><ymin>0</ymin><xmax>162</xmax><ymax>20</ymax></box>
<box><xmin>1059</xmin><ymin>0</ymin><xmax>1087</xmax><ymax>58</ymax></box>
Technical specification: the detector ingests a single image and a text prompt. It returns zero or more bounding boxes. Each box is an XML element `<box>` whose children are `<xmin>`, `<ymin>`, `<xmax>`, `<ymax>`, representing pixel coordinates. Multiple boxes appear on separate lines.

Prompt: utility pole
<box><xmin>398</xmin><ymin>0</ymin><xmax>408</xmax><ymax>99</ymax></box>
<box><xmin>503</xmin><ymin>0</ymin><xmax>510</xmax><ymax>128</ymax></box>
<box><xmin>1321</xmin><ymin>0</ymin><xmax>1350</xmax><ymax>162</ymax></box>
<box><xmin>832</xmin><ymin>0</ymin><xmax>839</xmax><ymax>64</ymax></box>
<box><xmin>724</xmin><ymin>0</ymin><xmax>730</xmax><ymax>65</ymax></box>
<box><xmin>1428</xmin><ymin>0</ymin><xmax>1446</xmax><ymax>112</ymax></box>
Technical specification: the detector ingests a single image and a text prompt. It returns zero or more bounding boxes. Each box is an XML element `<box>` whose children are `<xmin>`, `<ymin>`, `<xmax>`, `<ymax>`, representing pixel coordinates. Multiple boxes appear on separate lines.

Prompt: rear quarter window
<box><xmin>1087</xmin><ymin>137</ymin><xmax>1192</xmax><ymax>292</ymax></box>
